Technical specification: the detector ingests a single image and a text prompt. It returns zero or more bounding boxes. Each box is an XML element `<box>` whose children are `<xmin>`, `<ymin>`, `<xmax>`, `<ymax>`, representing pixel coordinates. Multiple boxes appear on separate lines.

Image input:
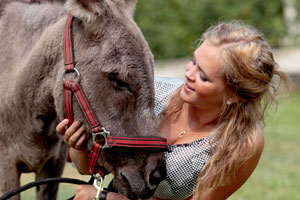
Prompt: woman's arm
<box><xmin>69</xmin><ymin>148</ymin><xmax>90</xmax><ymax>175</ymax></box>
<box><xmin>56</xmin><ymin>119</ymin><xmax>90</xmax><ymax>175</ymax></box>
<box><xmin>191</xmin><ymin>128</ymin><xmax>265</xmax><ymax>200</ymax></box>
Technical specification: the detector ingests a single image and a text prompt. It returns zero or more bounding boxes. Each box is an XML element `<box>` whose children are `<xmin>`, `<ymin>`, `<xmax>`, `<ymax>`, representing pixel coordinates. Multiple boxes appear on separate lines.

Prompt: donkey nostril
<box><xmin>149</xmin><ymin>169</ymin><xmax>162</xmax><ymax>186</ymax></box>
<box><xmin>120</xmin><ymin>172</ymin><xmax>130</xmax><ymax>186</ymax></box>
<box><xmin>152</xmin><ymin>170</ymin><xmax>161</xmax><ymax>179</ymax></box>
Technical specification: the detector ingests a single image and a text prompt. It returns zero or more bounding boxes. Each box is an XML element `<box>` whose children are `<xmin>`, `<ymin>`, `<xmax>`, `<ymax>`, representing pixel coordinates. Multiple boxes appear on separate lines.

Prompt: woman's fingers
<box><xmin>57</xmin><ymin>120</ymin><xmax>87</xmax><ymax>150</ymax></box>
<box><xmin>75</xmin><ymin>133</ymin><xmax>87</xmax><ymax>149</ymax></box>
<box><xmin>106</xmin><ymin>192</ymin><xmax>130</xmax><ymax>200</ymax></box>
<box><xmin>64</xmin><ymin>121</ymin><xmax>81</xmax><ymax>143</ymax></box>
<box><xmin>56</xmin><ymin>119</ymin><xmax>69</xmax><ymax>135</ymax></box>
<box><xmin>69</xmin><ymin>126</ymin><xmax>86</xmax><ymax>149</ymax></box>
<box><xmin>74</xmin><ymin>185</ymin><xmax>97</xmax><ymax>200</ymax></box>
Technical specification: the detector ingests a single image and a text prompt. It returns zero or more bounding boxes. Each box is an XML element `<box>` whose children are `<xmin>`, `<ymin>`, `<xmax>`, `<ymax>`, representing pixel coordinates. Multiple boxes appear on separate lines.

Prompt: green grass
<box><xmin>229</xmin><ymin>90</ymin><xmax>300</xmax><ymax>200</ymax></box>
<box><xmin>19</xmin><ymin>90</ymin><xmax>300</xmax><ymax>199</ymax></box>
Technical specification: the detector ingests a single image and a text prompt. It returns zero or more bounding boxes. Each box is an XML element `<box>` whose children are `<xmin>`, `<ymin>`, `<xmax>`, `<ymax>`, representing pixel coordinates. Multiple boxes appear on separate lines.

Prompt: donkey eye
<box><xmin>107</xmin><ymin>73</ymin><xmax>133</xmax><ymax>93</ymax></box>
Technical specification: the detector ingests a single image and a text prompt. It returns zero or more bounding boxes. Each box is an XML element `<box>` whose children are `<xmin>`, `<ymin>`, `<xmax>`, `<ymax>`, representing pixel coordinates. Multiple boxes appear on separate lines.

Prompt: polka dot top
<box><xmin>153</xmin><ymin>77</ymin><xmax>215</xmax><ymax>200</ymax></box>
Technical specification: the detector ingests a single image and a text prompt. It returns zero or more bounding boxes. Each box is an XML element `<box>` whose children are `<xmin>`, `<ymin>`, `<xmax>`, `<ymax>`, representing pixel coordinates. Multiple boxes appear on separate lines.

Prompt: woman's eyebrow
<box><xmin>193</xmin><ymin>54</ymin><xmax>211</xmax><ymax>80</ymax></box>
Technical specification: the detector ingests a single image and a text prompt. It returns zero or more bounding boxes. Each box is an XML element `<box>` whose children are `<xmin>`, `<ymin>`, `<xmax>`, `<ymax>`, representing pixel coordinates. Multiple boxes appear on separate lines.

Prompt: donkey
<box><xmin>0</xmin><ymin>0</ymin><xmax>165</xmax><ymax>199</ymax></box>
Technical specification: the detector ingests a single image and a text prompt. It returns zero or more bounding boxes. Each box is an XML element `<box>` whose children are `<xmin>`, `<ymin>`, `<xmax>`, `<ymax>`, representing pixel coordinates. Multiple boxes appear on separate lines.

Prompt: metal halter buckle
<box><xmin>62</xmin><ymin>67</ymin><xmax>81</xmax><ymax>83</ymax></box>
<box><xmin>93</xmin><ymin>174</ymin><xmax>104</xmax><ymax>200</ymax></box>
<box><xmin>92</xmin><ymin>127</ymin><xmax>111</xmax><ymax>149</ymax></box>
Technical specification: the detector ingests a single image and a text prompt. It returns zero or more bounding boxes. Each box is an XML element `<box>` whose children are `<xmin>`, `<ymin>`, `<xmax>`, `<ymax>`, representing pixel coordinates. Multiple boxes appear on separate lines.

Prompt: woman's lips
<box><xmin>184</xmin><ymin>82</ymin><xmax>195</xmax><ymax>92</ymax></box>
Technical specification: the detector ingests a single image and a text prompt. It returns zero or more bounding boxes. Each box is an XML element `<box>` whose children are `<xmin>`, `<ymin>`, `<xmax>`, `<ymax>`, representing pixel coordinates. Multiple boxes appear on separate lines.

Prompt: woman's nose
<box><xmin>185</xmin><ymin>61</ymin><xmax>196</xmax><ymax>81</ymax></box>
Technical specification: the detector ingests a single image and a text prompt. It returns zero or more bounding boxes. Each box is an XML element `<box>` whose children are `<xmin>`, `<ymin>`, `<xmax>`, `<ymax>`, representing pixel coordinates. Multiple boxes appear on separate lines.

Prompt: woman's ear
<box><xmin>225</xmin><ymin>89</ymin><xmax>239</xmax><ymax>105</ymax></box>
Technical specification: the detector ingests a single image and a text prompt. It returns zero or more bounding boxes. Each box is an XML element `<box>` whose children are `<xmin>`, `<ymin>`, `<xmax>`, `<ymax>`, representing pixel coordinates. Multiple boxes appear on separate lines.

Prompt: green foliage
<box><xmin>134</xmin><ymin>0</ymin><xmax>287</xmax><ymax>59</ymax></box>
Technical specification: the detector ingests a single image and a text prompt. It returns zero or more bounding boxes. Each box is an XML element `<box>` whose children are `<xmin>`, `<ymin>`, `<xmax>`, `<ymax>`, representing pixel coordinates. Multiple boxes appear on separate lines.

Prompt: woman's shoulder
<box><xmin>239</xmin><ymin>126</ymin><xmax>264</xmax><ymax>176</ymax></box>
<box><xmin>255</xmin><ymin>126</ymin><xmax>264</xmax><ymax>154</ymax></box>
<box><xmin>198</xmin><ymin>127</ymin><xmax>264</xmax><ymax>199</ymax></box>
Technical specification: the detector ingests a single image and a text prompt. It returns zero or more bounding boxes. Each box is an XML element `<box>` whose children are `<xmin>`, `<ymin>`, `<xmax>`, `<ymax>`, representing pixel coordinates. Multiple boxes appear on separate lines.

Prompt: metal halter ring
<box><xmin>92</xmin><ymin>127</ymin><xmax>111</xmax><ymax>149</ymax></box>
<box><xmin>62</xmin><ymin>67</ymin><xmax>81</xmax><ymax>83</ymax></box>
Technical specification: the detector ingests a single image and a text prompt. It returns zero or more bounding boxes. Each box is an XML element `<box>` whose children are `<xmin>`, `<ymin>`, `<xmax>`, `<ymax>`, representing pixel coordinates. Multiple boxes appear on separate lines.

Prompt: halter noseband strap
<box><xmin>63</xmin><ymin>14</ymin><xmax>168</xmax><ymax>176</ymax></box>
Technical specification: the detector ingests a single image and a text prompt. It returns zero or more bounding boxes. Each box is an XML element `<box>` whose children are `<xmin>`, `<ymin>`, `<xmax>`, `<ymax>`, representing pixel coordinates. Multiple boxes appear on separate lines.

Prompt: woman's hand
<box><xmin>56</xmin><ymin>119</ymin><xmax>86</xmax><ymax>150</ymax></box>
<box><xmin>56</xmin><ymin>119</ymin><xmax>89</xmax><ymax>174</ymax></box>
<box><xmin>74</xmin><ymin>185</ymin><xmax>97</xmax><ymax>200</ymax></box>
<box><xmin>74</xmin><ymin>185</ymin><xmax>130</xmax><ymax>200</ymax></box>
<box><xmin>106</xmin><ymin>192</ymin><xmax>130</xmax><ymax>200</ymax></box>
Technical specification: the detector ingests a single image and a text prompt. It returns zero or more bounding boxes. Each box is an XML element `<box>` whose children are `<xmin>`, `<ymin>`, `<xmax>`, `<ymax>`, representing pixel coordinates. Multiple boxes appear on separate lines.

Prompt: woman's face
<box><xmin>180</xmin><ymin>40</ymin><xmax>227</xmax><ymax>112</ymax></box>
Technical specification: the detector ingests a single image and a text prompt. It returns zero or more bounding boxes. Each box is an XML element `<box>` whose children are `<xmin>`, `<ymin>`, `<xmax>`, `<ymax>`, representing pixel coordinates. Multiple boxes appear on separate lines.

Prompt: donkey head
<box><xmin>59</xmin><ymin>0</ymin><xmax>165</xmax><ymax>198</ymax></box>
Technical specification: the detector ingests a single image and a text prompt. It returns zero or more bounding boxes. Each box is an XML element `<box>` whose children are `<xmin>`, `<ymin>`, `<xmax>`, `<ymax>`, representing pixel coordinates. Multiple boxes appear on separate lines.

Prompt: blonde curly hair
<box><xmin>159</xmin><ymin>21</ymin><xmax>289</xmax><ymax>199</ymax></box>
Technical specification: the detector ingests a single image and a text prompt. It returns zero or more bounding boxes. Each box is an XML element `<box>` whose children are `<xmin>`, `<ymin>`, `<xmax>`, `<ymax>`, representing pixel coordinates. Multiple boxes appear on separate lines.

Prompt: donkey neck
<box><xmin>0</xmin><ymin>3</ymin><xmax>67</xmax><ymax>113</ymax></box>
<box><xmin>3</xmin><ymin>20</ymin><xmax>66</xmax><ymax>127</ymax></box>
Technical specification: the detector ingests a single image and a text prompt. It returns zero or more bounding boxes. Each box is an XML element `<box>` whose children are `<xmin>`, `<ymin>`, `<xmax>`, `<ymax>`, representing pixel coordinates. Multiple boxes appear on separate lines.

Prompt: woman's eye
<box><xmin>191</xmin><ymin>57</ymin><xmax>196</xmax><ymax>65</ymax></box>
<box><xmin>200</xmin><ymin>71</ymin><xmax>208</xmax><ymax>82</ymax></box>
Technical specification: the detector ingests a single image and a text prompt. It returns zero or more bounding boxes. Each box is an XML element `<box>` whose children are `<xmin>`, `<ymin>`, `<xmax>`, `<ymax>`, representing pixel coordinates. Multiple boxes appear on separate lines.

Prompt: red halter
<box><xmin>63</xmin><ymin>14</ymin><xmax>168</xmax><ymax>176</ymax></box>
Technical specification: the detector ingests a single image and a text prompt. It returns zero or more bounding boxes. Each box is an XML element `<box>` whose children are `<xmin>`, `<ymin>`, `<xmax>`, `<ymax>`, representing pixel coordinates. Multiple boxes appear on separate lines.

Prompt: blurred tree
<box><xmin>283</xmin><ymin>0</ymin><xmax>300</xmax><ymax>45</ymax></box>
<box><xmin>135</xmin><ymin>0</ymin><xmax>288</xmax><ymax>59</ymax></box>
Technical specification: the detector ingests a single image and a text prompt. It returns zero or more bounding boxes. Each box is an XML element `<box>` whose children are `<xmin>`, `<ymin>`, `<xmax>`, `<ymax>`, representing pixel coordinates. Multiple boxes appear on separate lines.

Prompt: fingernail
<box><xmin>75</xmin><ymin>120</ymin><xmax>81</xmax><ymax>125</ymax></box>
<box><xmin>63</xmin><ymin>119</ymin><xmax>69</xmax><ymax>124</ymax></box>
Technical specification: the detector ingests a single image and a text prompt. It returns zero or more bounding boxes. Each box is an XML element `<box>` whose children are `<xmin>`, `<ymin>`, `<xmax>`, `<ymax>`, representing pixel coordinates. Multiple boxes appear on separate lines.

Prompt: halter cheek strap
<box><xmin>63</xmin><ymin>14</ymin><xmax>168</xmax><ymax>176</ymax></box>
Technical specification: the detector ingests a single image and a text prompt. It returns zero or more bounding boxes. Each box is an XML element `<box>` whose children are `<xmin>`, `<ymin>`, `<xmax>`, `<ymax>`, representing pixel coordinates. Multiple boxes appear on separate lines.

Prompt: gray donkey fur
<box><xmin>0</xmin><ymin>1</ymin><xmax>165</xmax><ymax>199</ymax></box>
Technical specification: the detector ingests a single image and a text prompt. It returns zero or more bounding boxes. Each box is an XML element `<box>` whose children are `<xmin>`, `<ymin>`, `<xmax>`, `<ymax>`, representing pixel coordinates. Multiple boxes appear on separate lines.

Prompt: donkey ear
<box><xmin>65</xmin><ymin>0</ymin><xmax>105</xmax><ymax>23</ymax></box>
<box><xmin>123</xmin><ymin>0</ymin><xmax>137</xmax><ymax>15</ymax></box>
<box><xmin>108</xmin><ymin>0</ymin><xmax>137</xmax><ymax>17</ymax></box>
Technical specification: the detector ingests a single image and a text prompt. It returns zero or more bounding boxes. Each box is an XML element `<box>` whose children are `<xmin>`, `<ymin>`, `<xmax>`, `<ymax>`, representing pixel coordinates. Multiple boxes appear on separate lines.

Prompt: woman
<box><xmin>56</xmin><ymin>22</ymin><xmax>288</xmax><ymax>200</ymax></box>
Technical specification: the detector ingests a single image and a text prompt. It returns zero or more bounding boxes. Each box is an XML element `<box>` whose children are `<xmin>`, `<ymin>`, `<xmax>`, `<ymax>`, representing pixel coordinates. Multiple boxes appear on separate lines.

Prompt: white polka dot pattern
<box><xmin>153</xmin><ymin>77</ymin><xmax>215</xmax><ymax>200</ymax></box>
<box><xmin>154</xmin><ymin>77</ymin><xmax>184</xmax><ymax>116</ymax></box>
<box><xmin>154</xmin><ymin>137</ymin><xmax>214</xmax><ymax>200</ymax></box>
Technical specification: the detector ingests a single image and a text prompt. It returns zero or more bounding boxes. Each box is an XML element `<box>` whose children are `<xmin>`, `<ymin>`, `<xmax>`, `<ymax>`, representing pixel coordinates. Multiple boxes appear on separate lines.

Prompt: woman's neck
<box><xmin>182</xmin><ymin>103</ymin><xmax>221</xmax><ymax>131</ymax></box>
